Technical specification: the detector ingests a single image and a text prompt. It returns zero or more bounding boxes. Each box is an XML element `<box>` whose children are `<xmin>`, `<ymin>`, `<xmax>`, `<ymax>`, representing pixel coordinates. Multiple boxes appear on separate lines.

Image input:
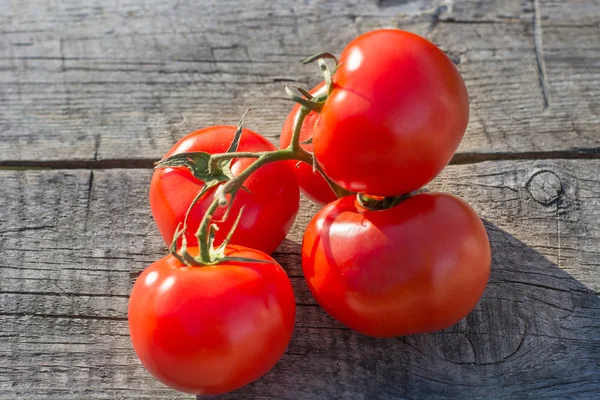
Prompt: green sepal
<box><xmin>191</xmin><ymin>256</ymin><xmax>273</xmax><ymax>266</ymax></box>
<box><xmin>212</xmin><ymin>205</ymin><xmax>245</xmax><ymax>258</ymax></box>
<box><xmin>301</xmin><ymin>51</ymin><xmax>338</xmax><ymax>65</ymax></box>
<box><xmin>219</xmin><ymin>256</ymin><xmax>275</xmax><ymax>264</ymax></box>
<box><xmin>226</xmin><ymin>109</ymin><xmax>250</xmax><ymax>153</ymax></box>
<box><xmin>284</xmin><ymin>86</ymin><xmax>324</xmax><ymax>113</ymax></box>
<box><xmin>240</xmin><ymin>184</ymin><xmax>252</xmax><ymax>194</ymax></box>
<box><xmin>155</xmin><ymin>152</ymin><xmax>233</xmax><ymax>184</ymax></box>
<box><xmin>290</xmin><ymin>85</ymin><xmax>314</xmax><ymax>100</ymax></box>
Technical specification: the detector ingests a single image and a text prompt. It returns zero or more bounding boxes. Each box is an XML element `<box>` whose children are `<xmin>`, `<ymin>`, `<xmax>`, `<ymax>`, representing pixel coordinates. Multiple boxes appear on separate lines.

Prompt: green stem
<box><xmin>210</xmin><ymin>151</ymin><xmax>265</xmax><ymax>161</ymax></box>
<box><xmin>190</xmin><ymin>143</ymin><xmax>350</xmax><ymax>266</ymax></box>
<box><xmin>197</xmin><ymin>199</ymin><xmax>220</xmax><ymax>264</ymax></box>
<box><xmin>289</xmin><ymin>102</ymin><xmax>351</xmax><ymax>198</ymax></box>
<box><xmin>291</xmin><ymin>106</ymin><xmax>310</xmax><ymax>151</ymax></box>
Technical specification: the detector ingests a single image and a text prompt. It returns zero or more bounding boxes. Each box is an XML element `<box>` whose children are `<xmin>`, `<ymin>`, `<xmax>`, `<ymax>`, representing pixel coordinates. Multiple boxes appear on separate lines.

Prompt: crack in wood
<box><xmin>84</xmin><ymin>170</ymin><xmax>94</xmax><ymax>232</ymax></box>
<box><xmin>376</xmin><ymin>0</ymin><xmax>414</xmax><ymax>8</ymax></box>
<box><xmin>0</xmin><ymin>225</ymin><xmax>55</xmax><ymax>235</ymax></box>
<box><xmin>59</xmin><ymin>38</ymin><xmax>66</xmax><ymax>72</ymax></box>
<box><xmin>450</xmin><ymin>149</ymin><xmax>600</xmax><ymax>164</ymax></box>
<box><xmin>2</xmin><ymin>149</ymin><xmax>600</xmax><ymax>171</ymax></box>
<box><xmin>0</xmin><ymin>159</ymin><xmax>157</xmax><ymax>169</ymax></box>
<box><xmin>556</xmin><ymin>199</ymin><xmax>562</xmax><ymax>269</ymax></box>
<box><xmin>533</xmin><ymin>0</ymin><xmax>551</xmax><ymax>108</ymax></box>
<box><xmin>0</xmin><ymin>290</ymin><xmax>130</xmax><ymax>299</ymax></box>
<box><xmin>0</xmin><ymin>312</ymin><xmax>127</xmax><ymax>322</ymax></box>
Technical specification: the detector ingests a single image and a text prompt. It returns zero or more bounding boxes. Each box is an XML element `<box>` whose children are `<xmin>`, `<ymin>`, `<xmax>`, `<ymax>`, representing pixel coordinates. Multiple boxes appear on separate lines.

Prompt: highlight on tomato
<box><xmin>128</xmin><ymin>245</ymin><xmax>296</xmax><ymax>395</ymax></box>
<box><xmin>312</xmin><ymin>29</ymin><xmax>469</xmax><ymax>196</ymax></box>
<box><xmin>302</xmin><ymin>193</ymin><xmax>491</xmax><ymax>337</ymax></box>
<box><xmin>150</xmin><ymin>125</ymin><xmax>300</xmax><ymax>255</ymax></box>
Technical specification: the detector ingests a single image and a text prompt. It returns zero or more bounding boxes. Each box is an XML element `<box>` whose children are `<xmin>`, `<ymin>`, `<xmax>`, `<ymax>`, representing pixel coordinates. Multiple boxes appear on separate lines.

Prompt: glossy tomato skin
<box><xmin>128</xmin><ymin>246</ymin><xmax>296</xmax><ymax>395</ymax></box>
<box><xmin>279</xmin><ymin>83</ymin><xmax>337</xmax><ymax>205</ymax></box>
<box><xmin>302</xmin><ymin>193</ymin><xmax>490</xmax><ymax>337</ymax></box>
<box><xmin>150</xmin><ymin>126</ymin><xmax>299</xmax><ymax>255</ymax></box>
<box><xmin>313</xmin><ymin>30</ymin><xmax>469</xmax><ymax>196</ymax></box>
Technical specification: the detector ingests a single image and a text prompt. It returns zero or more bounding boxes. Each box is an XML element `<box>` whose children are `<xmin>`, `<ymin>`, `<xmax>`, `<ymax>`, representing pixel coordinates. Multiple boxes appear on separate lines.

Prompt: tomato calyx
<box><xmin>155</xmin><ymin>110</ymin><xmax>254</xmax><ymax>201</ymax></box>
<box><xmin>283</xmin><ymin>52</ymin><xmax>336</xmax><ymax>114</ymax></box>
<box><xmin>168</xmin><ymin>205</ymin><xmax>264</xmax><ymax>266</ymax></box>
<box><xmin>356</xmin><ymin>193</ymin><xmax>413</xmax><ymax>211</ymax></box>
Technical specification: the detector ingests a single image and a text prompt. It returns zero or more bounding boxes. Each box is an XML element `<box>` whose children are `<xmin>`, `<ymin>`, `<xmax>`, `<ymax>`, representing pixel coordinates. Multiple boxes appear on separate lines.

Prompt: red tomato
<box><xmin>302</xmin><ymin>193</ymin><xmax>490</xmax><ymax>337</ymax></box>
<box><xmin>279</xmin><ymin>82</ymin><xmax>337</xmax><ymax>205</ymax></box>
<box><xmin>313</xmin><ymin>30</ymin><xmax>469</xmax><ymax>196</ymax></box>
<box><xmin>128</xmin><ymin>246</ymin><xmax>296</xmax><ymax>395</ymax></box>
<box><xmin>150</xmin><ymin>126</ymin><xmax>300</xmax><ymax>255</ymax></box>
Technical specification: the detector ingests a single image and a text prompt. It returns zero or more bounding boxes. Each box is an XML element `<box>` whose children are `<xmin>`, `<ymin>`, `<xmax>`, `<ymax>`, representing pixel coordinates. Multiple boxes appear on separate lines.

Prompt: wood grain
<box><xmin>1</xmin><ymin>0</ymin><xmax>599</xmax><ymax>164</ymax></box>
<box><xmin>0</xmin><ymin>160</ymin><xmax>598</xmax><ymax>399</ymax></box>
<box><xmin>1</xmin><ymin>0</ymin><xmax>599</xmax><ymax>398</ymax></box>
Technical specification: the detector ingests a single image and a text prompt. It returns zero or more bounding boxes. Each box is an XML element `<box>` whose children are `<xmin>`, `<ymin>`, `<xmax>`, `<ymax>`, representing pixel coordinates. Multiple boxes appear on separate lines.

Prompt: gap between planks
<box><xmin>1</xmin><ymin>149</ymin><xmax>600</xmax><ymax>171</ymax></box>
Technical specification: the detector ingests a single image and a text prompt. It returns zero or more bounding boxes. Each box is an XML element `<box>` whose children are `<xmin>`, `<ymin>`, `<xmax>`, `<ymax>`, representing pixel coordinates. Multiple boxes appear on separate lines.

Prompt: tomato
<box><xmin>302</xmin><ymin>193</ymin><xmax>490</xmax><ymax>337</ymax></box>
<box><xmin>150</xmin><ymin>126</ymin><xmax>300</xmax><ymax>255</ymax></box>
<box><xmin>313</xmin><ymin>30</ymin><xmax>469</xmax><ymax>196</ymax></box>
<box><xmin>279</xmin><ymin>82</ymin><xmax>337</xmax><ymax>205</ymax></box>
<box><xmin>128</xmin><ymin>246</ymin><xmax>296</xmax><ymax>395</ymax></box>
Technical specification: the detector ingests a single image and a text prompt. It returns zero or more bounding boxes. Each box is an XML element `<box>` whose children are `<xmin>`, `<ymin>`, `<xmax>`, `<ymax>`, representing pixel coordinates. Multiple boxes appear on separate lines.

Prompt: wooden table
<box><xmin>1</xmin><ymin>0</ymin><xmax>599</xmax><ymax>398</ymax></box>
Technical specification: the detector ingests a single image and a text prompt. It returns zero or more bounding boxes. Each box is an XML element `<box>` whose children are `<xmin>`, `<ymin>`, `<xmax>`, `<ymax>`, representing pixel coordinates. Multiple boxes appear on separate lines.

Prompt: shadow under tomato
<box><xmin>198</xmin><ymin>221</ymin><xmax>600</xmax><ymax>400</ymax></box>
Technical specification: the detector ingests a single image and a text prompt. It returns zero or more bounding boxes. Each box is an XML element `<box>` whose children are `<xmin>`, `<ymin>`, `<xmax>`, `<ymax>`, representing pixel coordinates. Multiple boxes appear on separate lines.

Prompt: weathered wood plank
<box><xmin>0</xmin><ymin>0</ymin><xmax>598</xmax><ymax>163</ymax></box>
<box><xmin>0</xmin><ymin>160</ymin><xmax>598</xmax><ymax>399</ymax></box>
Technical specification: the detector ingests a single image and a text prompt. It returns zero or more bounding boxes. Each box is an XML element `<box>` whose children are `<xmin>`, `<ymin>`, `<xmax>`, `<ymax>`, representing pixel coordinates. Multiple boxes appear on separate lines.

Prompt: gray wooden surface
<box><xmin>0</xmin><ymin>0</ymin><xmax>598</xmax><ymax>399</ymax></box>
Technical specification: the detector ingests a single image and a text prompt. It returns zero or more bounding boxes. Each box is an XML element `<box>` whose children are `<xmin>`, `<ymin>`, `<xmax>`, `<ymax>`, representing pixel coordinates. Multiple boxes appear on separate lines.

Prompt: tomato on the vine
<box><xmin>302</xmin><ymin>193</ymin><xmax>490</xmax><ymax>337</ymax></box>
<box><xmin>313</xmin><ymin>30</ymin><xmax>469</xmax><ymax>196</ymax></box>
<box><xmin>279</xmin><ymin>82</ymin><xmax>337</xmax><ymax>205</ymax></box>
<box><xmin>150</xmin><ymin>126</ymin><xmax>300</xmax><ymax>255</ymax></box>
<box><xmin>128</xmin><ymin>245</ymin><xmax>296</xmax><ymax>395</ymax></box>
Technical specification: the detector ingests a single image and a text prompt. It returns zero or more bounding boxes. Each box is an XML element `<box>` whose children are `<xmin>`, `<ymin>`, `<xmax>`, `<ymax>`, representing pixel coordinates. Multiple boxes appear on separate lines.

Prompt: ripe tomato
<box><xmin>302</xmin><ymin>193</ymin><xmax>490</xmax><ymax>337</ymax></box>
<box><xmin>128</xmin><ymin>246</ymin><xmax>296</xmax><ymax>395</ymax></box>
<box><xmin>279</xmin><ymin>82</ymin><xmax>337</xmax><ymax>205</ymax></box>
<box><xmin>150</xmin><ymin>126</ymin><xmax>300</xmax><ymax>255</ymax></box>
<box><xmin>313</xmin><ymin>30</ymin><xmax>469</xmax><ymax>196</ymax></box>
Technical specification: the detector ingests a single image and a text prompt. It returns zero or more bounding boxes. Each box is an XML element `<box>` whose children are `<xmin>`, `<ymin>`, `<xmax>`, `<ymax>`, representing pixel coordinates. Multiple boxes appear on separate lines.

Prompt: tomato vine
<box><xmin>155</xmin><ymin>55</ymin><xmax>350</xmax><ymax>266</ymax></box>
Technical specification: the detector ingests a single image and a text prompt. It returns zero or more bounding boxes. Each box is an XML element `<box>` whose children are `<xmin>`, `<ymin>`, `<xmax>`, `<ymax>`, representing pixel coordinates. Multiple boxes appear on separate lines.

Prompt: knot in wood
<box><xmin>526</xmin><ymin>170</ymin><xmax>563</xmax><ymax>205</ymax></box>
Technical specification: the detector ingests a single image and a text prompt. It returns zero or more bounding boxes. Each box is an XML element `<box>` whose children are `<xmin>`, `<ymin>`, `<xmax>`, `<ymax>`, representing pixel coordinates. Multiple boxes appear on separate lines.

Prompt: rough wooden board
<box><xmin>0</xmin><ymin>160</ymin><xmax>598</xmax><ymax>399</ymax></box>
<box><xmin>1</xmin><ymin>0</ymin><xmax>599</xmax><ymax>163</ymax></box>
<box><xmin>1</xmin><ymin>0</ymin><xmax>599</xmax><ymax>398</ymax></box>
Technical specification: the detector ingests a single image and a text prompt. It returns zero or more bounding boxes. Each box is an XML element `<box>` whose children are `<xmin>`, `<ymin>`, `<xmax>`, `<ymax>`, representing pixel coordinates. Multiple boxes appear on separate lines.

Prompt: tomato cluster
<box><xmin>128</xmin><ymin>29</ymin><xmax>491</xmax><ymax>395</ymax></box>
